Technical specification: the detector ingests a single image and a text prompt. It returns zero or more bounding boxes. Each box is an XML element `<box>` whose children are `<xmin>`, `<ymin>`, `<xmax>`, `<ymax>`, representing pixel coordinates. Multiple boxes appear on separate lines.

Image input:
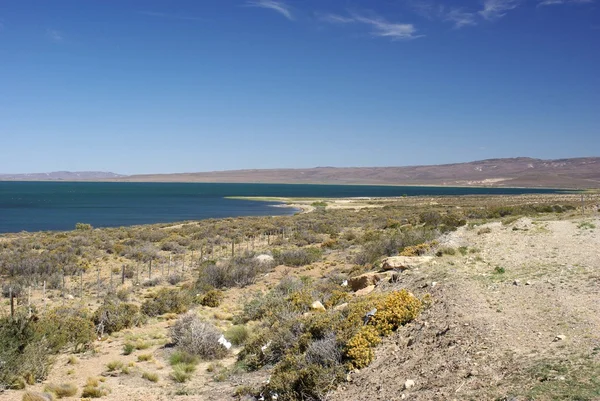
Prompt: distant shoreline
<box><xmin>0</xmin><ymin>180</ymin><xmax>580</xmax><ymax>191</ymax></box>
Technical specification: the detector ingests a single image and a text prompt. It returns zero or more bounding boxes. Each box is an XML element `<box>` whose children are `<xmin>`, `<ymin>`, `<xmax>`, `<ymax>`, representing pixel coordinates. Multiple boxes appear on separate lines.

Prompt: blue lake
<box><xmin>0</xmin><ymin>182</ymin><xmax>563</xmax><ymax>233</ymax></box>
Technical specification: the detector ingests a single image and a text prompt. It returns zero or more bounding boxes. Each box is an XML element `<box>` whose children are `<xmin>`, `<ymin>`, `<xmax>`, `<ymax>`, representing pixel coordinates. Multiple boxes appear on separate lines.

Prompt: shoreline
<box><xmin>0</xmin><ymin>180</ymin><xmax>585</xmax><ymax>191</ymax></box>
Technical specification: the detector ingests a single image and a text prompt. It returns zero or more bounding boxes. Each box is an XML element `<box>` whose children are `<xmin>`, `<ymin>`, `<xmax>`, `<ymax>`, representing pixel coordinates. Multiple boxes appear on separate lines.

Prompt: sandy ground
<box><xmin>331</xmin><ymin>215</ymin><xmax>600</xmax><ymax>400</ymax></box>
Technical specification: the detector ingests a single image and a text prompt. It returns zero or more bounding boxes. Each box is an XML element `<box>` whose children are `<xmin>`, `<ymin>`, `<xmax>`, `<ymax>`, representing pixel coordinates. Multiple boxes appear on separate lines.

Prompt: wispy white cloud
<box><xmin>139</xmin><ymin>11</ymin><xmax>204</xmax><ymax>22</ymax></box>
<box><xmin>445</xmin><ymin>9</ymin><xmax>478</xmax><ymax>28</ymax></box>
<box><xmin>479</xmin><ymin>0</ymin><xmax>520</xmax><ymax>20</ymax></box>
<box><xmin>46</xmin><ymin>29</ymin><xmax>63</xmax><ymax>43</ymax></box>
<box><xmin>246</xmin><ymin>0</ymin><xmax>293</xmax><ymax>20</ymax></box>
<box><xmin>538</xmin><ymin>0</ymin><xmax>593</xmax><ymax>5</ymax></box>
<box><xmin>318</xmin><ymin>13</ymin><xmax>355</xmax><ymax>24</ymax></box>
<box><xmin>321</xmin><ymin>12</ymin><xmax>421</xmax><ymax>40</ymax></box>
<box><xmin>404</xmin><ymin>1</ymin><xmax>476</xmax><ymax>29</ymax></box>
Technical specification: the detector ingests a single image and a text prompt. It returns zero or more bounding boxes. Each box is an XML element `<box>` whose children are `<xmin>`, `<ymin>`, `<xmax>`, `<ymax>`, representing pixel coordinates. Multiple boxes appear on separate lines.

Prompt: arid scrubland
<box><xmin>1</xmin><ymin>194</ymin><xmax>599</xmax><ymax>401</ymax></box>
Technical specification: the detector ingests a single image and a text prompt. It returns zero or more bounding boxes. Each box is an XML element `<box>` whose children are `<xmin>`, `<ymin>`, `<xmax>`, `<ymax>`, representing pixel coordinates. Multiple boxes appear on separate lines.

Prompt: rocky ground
<box><xmin>331</xmin><ymin>215</ymin><xmax>600</xmax><ymax>401</ymax></box>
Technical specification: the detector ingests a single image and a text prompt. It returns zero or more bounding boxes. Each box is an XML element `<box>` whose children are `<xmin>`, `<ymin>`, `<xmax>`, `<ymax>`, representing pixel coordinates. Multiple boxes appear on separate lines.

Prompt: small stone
<box><xmin>346</xmin><ymin>373</ymin><xmax>352</xmax><ymax>382</ymax></box>
<box><xmin>556</xmin><ymin>375</ymin><xmax>566</xmax><ymax>381</ymax></box>
<box><xmin>401</xmin><ymin>395</ymin><xmax>406</xmax><ymax>399</ymax></box>
<box><xmin>431</xmin><ymin>281</ymin><xmax>437</xmax><ymax>288</ymax></box>
<box><xmin>404</xmin><ymin>379</ymin><xmax>415</xmax><ymax>389</ymax></box>
<box><xmin>310</xmin><ymin>301</ymin><xmax>326</xmax><ymax>312</ymax></box>
<box><xmin>513</xmin><ymin>280</ymin><xmax>520</xmax><ymax>286</ymax></box>
<box><xmin>525</xmin><ymin>281</ymin><xmax>532</xmax><ymax>286</ymax></box>
<box><xmin>554</xmin><ymin>334</ymin><xmax>566</xmax><ymax>342</ymax></box>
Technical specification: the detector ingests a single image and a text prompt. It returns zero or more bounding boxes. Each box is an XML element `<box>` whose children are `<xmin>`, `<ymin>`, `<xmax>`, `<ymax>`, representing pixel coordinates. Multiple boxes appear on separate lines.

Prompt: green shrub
<box><xmin>273</xmin><ymin>247</ymin><xmax>323</xmax><ymax>267</ymax></box>
<box><xmin>199</xmin><ymin>289</ymin><xmax>223</xmax><ymax>307</ymax></box>
<box><xmin>170</xmin><ymin>364</ymin><xmax>195</xmax><ymax>383</ymax></box>
<box><xmin>122</xmin><ymin>343</ymin><xmax>135</xmax><ymax>355</ymax></box>
<box><xmin>34</xmin><ymin>306</ymin><xmax>96</xmax><ymax>353</ymax></box>
<box><xmin>106</xmin><ymin>360</ymin><xmax>123</xmax><ymax>372</ymax></box>
<box><xmin>141</xmin><ymin>371</ymin><xmax>159</xmax><ymax>382</ymax></box>
<box><xmin>81</xmin><ymin>377</ymin><xmax>110</xmax><ymax>398</ymax></box>
<box><xmin>224</xmin><ymin>325</ymin><xmax>249</xmax><ymax>346</ymax></box>
<box><xmin>169</xmin><ymin>350</ymin><xmax>199</xmax><ymax>366</ymax></box>
<box><xmin>93</xmin><ymin>300</ymin><xmax>144</xmax><ymax>334</ymax></box>
<box><xmin>138</xmin><ymin>353</ymin><xmax>153</xmax><ymax>362</ymax></box>
<box><xmin>141</xmin><ymin>288</ymin><xmax>192</xmax><ymax>317</ymax></box>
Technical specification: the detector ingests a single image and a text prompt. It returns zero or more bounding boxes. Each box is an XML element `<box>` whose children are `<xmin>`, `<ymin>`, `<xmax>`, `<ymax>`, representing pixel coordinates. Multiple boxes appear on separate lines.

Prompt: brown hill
<box><xmin>114</xmin><ymin>157</ymin><xmax>600</xmax><ymax>188</ymax></box>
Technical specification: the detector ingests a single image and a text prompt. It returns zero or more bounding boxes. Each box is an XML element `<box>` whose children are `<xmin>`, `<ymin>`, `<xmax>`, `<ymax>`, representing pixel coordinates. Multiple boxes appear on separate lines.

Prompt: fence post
<box><xmin>9</xmin><ymin>287</ymin><xmax>14</xmax><ymax>319</ymax></box>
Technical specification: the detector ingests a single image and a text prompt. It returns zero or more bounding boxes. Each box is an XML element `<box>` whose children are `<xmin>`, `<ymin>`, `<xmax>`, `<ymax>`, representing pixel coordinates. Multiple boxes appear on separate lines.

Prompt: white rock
<box><xmin>404</xmin><ymin>379</ymin><xmax>415</xmax><ymax>389</ymax></box>
<box><xmin>218</xmin><ymin>335</ymin><xmax>232</xmax><ymax>349</ymax></box>
<box><xmin>255</xmin><ymin>254</ymin><xmax>274</xmax><ymax>264</ymax></box>
<box><xmin>311</xmin><ymin>301</ymin><xmax>326</xmax><ymax>312</ymax></box>
<box><xmin>554</xmin><ymin>334</ymin><xmax>566</xmax><ymax>342</ymax></box>
<box><xmin>341</xmin><ymin>280</ymin><xmax>348</xmax><ymax>287</ymax></box>
<box><xmin>381</xmin><ymin>256</ymin><xmax>434</xmax><ymax>271</ymax></box>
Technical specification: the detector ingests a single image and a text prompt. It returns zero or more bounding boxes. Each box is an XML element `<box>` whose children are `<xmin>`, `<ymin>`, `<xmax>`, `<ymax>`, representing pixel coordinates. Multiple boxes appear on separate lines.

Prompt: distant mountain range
<box><xmin>0</xmin><ymin>171</ymin><xmax>123</xmax><ymax>181</ymax></box>
<box><xmin>2</xmin><ymin>157</ymin><xmax>599</xmax><ymax>188</ymax></box>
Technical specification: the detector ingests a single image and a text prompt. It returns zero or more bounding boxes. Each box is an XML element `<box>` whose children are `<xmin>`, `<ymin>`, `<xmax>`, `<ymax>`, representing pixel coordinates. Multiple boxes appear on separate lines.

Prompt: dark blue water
<box><xmin>0</xmin><ymin>182</ymin><xmax>562</xmax><ymax>233</ymax></box>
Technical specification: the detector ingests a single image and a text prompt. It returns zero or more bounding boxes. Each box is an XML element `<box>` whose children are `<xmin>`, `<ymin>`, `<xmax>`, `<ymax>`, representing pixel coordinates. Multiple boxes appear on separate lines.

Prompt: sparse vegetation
<box><xmin>141</xmin><ymin>371</ymin><xmax>159</xmax><ymax>382</ymax></box>
<box><xmin>0</xmin><ymin>194</ymin><xmax>594</xmax><ymax>399</ymax></box>
<box><xmin>170</xmin><ymin>312</ymin><xmax>228</xmax><ymax>360</ymax></box>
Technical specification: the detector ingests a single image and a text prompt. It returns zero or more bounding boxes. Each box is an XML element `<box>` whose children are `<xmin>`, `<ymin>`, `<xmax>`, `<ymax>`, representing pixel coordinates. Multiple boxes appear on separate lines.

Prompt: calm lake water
<box><xmin>0</xmin><ymin>182</ymin><xmax>562</xmax><ymax>233</ymax></box>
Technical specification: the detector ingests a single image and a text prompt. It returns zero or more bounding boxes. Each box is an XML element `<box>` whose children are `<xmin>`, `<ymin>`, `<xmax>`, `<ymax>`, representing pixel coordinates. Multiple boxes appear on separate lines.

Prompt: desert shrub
<box><xmin>75</xmin><ymin>222</ymin><xmax>93</xmax><ymax>231</ymax></box>
<box><xmin>167</xmin><ymin>274</ymin><xmax>183</xmax><ymax>285</ymax></box>
<box><xmin>106</xmin><ymin>360</ymin><xmax>123</xmax><ymax>372</ymax></box>
<box><xmin>198</xmin><ymin>289</ymin><xmax>223</xmax><ymax>307</ymax></box>
<box><xmin>399</xmin><ymin>242</ymin><xmax>434</xmax><ymax>256</ymax></box>
<box><xmin>224</xmin><ymin>325</ymin><xmax>249</xmax><ymax>346</ymax></box>
<box><xmin>2</xmin><ymin>282</ymin><xmax>23</xmax><ymax>298</ymax></box>
<box><xmin>142</xmin><ymin>277</ymin><xmax>162</xmax><ymax>287</ymax></box>
<box><xmin>355</xmin><ymin>228</ymin><xmax>438</xmax><ymax>265</ymax></box>
<box><xmin>141</xmin><ymin>371</ymin><xmax>159</xmax><ymax>382</ymax></box>
<box><xmin>436</xmin><ymin>247</ymin><xmax>456</xmax><ymax>256</ymax></box>
<box><xmin>345</xmin><ymin>325</ymin><xmax>381</xmax><ymax>369</ymax></box>
<box><xmin>21</xmin><ymin>392</ymin><xmax>55</xmax><ymax>401</ymax></box>
<box><xmin>305</xmin><ymin>334</ymin><xmax>342</xmax><ymax>367</ymax></box>
<box><xmin>115</xmin><ymin>287</ymin><xmax>131</xmax><ymax>301</ymax></box>
<box><xmin>122</xmin><ymin>343</ymin><xmax>135</xmax><ymax>355</ymax></box>
<box><xmin>169</xmin><ymin>350</ymin><xmax>199</xmax><ymax>366</ymax></box>
<box><xmin>161</xmin><ymin>241</ymin><xmax>185</xmax><ymax>253</ymax></box>
<box><xmin>81</xmin><ymin>377</ymin><xmax>110</xmax><ymax>398</ymax></box>
<box><xmin>138</xmin><ymin>353</ymin><xmax>153</xmax><ymax>362</ymax></box>
<box><xmin>273</xmin><ymin>247</ymin><xmax>323</xmax><ymax>267</ymax></box>
<box><xmin>141</xmin><ymin>288</ymin><xmax>192</xmax><ymax>317</ymax></box>
<box><xmin>34</xmin><ymin>306</ymin><xmax>96</xmax><ymax>353</ymax></box>
<box><xmin>44</xmin><ymin>382</ymin><xmax>77</xmax><ymax>398</ymax></box>
<box><xmin>239</xmin><ymin>282</ymin><xmax>422</xmax><ymax>399</ymax></box>
<box><xmin>197</xmin><ymin>256</ymin><xmax>265</xmax><ymax>289</ymax></box>
<box><xmin>0</xmin><ymin>313</ymin><xmax>56</xmax><ymax>387</ymax></box>
<box><xmin>93</xmin><ymin>300</ymin><xmax>144</xmax><ymax>334</ymax></box>
<box><xmin>170</xmin><ymin>312</ymin><xmax>228</xmax><ymax>360</ymax></box>
<box><xmin>266</xmin><ymin>354</ymin><xmax>346</xmax><ymax>401</ymax></box>
<box><xmin>170</xmin><ymin>364</ymin><xmax>195</xmax><ymax>383</ymax></box>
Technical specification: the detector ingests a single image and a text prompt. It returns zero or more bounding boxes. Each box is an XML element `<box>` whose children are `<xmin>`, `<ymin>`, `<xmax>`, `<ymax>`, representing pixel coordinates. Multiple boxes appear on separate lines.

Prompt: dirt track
<box><xmin>331</xmin><ymin>216</ymin><xmax>600</xmax><ymax>400</ymax></box>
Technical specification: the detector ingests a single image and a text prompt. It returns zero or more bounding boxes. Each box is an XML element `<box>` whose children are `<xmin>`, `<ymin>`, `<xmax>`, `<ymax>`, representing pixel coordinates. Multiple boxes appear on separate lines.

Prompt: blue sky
<box><xmin>1</xmin><ymin>0</ymin><xmax>598</xmax><ymax>174</ymax></box>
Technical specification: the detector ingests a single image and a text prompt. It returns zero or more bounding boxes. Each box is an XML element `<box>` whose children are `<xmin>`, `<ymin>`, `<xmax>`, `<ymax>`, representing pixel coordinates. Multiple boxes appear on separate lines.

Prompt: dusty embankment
<box><xmin>331</xmin><ymin>216</ymin><xmax>600</xmax><ymax>400</ymax></box>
